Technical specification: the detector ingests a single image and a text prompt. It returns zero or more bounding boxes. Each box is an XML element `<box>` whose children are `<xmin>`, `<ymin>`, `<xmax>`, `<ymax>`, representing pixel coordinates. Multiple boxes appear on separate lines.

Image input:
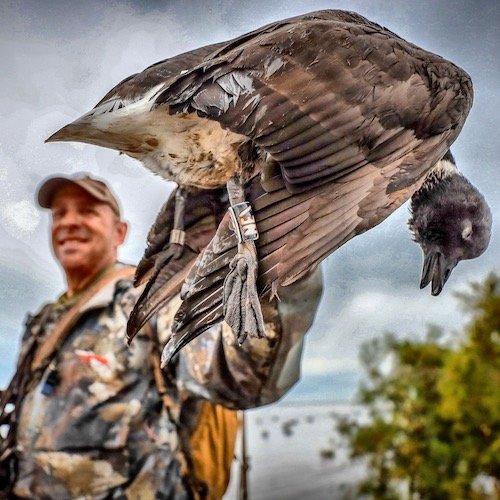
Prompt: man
<box><xmin>1</xmin><ymin>173</ymin><xmax>322</xmax><ymax>499</ymax></box>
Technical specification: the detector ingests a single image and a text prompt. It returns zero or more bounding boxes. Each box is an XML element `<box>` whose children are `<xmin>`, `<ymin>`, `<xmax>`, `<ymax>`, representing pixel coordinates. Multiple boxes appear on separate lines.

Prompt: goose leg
<box><xmin>223</xmin><ymin>174</ymin><xmax>265</xmax><ymax>344</ymax></box>
<box><xmin>168</xmin><ymin>187</ymin><xmax>187</xmax><ymax>260</ymax></box>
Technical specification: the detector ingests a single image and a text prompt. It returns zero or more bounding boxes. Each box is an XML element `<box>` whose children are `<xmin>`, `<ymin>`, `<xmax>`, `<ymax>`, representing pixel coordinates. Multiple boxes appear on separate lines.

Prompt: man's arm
<box><xmin>173</xmin><ymin>266</ymin><xmax>323</xmax><ymax>409</ymax></box>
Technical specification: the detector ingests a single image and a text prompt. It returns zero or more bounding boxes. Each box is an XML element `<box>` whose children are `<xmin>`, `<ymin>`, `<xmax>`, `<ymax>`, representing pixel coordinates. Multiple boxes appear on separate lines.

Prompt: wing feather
<box><xmin>153</xmin><ymin>11</ymin><xmax>471</xmax><ymax>196</ymax></box>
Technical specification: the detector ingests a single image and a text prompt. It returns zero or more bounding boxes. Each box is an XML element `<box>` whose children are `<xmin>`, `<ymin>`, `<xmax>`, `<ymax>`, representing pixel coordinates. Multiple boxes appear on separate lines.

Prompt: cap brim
<box><xmin>37</xmin><ymin>177</ymin><xmax>78</xmax><ymax>209</ymax></box>
<box><xmin>37</xmin><ymin>174</ymin><xmax>122</xmax><ymax>216</ymax></box>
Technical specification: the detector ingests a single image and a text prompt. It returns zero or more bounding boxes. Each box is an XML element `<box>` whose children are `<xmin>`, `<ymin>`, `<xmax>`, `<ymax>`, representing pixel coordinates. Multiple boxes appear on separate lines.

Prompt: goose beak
<box><xmin>420</xmin><ymin>250</ymin><xmax>457</xmax><ymax>296</ymax></box>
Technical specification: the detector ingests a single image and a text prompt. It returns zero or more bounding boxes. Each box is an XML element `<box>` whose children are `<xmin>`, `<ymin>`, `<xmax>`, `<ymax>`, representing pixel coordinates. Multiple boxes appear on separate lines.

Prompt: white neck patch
<box><xmin>432</xmin><ymin>158</ymin><xmax>459</xmax><ymax>179</ymax></box>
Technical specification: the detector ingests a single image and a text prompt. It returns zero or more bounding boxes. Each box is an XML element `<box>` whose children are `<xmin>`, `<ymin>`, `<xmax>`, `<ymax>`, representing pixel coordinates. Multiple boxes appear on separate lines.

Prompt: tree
<box><xmin>339</xmin><ymin>273</ymin><xmax>500</xmax><ymax>499</ymax></box>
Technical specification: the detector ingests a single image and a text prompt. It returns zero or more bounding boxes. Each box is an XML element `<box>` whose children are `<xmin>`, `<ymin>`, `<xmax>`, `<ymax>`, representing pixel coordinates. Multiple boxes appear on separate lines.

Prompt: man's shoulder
<box><xmin>112</xmin><ymin>263</ymin><xmax>141</xmax><ymax>301</ymax></box>
<box><xmin>83</xmin><ymin>263</ymin><xmax>139</xmax><ymax>311</ymax></box>
<box><xmin>24</xmin><ymin>301</ymin><xmax>51</xmax><ymax>323</ymax></box>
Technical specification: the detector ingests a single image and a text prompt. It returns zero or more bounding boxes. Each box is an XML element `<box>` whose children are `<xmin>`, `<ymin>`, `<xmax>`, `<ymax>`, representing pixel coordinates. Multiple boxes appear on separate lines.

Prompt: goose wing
<box><xmin>163</xmin><ymin>132</ymin><xmax>451</xmax><ymax>363</ymax></box>
<box><xmin>127</xmin><ymin>187</ymin><xmax>228</xmax><ymax>343</ymax></box>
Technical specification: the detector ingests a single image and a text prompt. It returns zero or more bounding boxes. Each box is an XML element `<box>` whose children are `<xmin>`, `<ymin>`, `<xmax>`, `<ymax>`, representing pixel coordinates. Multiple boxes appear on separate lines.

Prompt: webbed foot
<box><xmin>223</xmin><ymin>240</ymin><xmax>265</xmax><ymax>344</ymax></box>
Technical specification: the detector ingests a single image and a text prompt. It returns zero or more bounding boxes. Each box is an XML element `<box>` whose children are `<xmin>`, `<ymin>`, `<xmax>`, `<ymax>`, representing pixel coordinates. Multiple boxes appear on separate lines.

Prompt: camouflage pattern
<box><xmin>13</xmin><ymin>263</ymin><xmax>322</xmax><ymax>498</ymax></box>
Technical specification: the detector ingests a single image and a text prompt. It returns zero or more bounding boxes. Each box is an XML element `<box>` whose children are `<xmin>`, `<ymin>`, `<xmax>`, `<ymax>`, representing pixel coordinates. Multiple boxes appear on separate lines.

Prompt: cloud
<box><xmin>1</xmin><ymin>200</ymin><xmax>40</xmax><ymax>236</ymax></box>
<box><xmin>302</xmin><ymin>356</ymin><xmax>358</xmax><ymax>376</ymax></box>
<box><xmin>301</xmin><ymin>271</ymin><xmax>466</xmax><ymax>383</ymax></box>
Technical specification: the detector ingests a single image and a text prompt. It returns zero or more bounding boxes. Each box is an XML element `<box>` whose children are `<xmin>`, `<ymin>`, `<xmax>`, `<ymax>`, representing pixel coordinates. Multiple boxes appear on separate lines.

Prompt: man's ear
<box><xmin>115</xmin><ymin>220</ymin><xmax>128</xmax><ymax>247</ymax></box>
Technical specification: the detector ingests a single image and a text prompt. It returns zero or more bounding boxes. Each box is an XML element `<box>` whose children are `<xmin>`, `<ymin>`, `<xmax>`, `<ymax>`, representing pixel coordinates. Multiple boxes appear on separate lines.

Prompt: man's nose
<box><xmin>58</xmin><ymin>209</ymin><xmax>82</xmax><ymax>226</ymax></box>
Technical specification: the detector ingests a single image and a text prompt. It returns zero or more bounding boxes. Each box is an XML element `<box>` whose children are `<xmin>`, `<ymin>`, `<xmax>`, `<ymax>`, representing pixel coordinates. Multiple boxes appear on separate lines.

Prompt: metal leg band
<box><xmin>169</xmin><ymin>229</ymin><xmax>186</xmax><ymax>246</ymax></box>
<box><xmin>228</xmin><ymin>202</ymin><xmax>259</xmax><ymax>243</ymax></box>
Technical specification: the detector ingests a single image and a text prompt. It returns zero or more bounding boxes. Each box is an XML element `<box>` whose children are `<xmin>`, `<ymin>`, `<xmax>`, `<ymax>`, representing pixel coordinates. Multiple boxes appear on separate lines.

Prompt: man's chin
<box><xmin>56</xmin><ymin>250</ymin><xmax>88</xmax><ymax>270</ymax></box>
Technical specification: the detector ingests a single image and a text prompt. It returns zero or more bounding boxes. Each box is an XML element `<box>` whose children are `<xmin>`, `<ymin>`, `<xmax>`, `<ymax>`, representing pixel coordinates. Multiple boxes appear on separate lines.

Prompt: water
<box><xmin>224</xmin><ymin>402</ymin><xmax>367</xmax><ymax>500</ymax></box>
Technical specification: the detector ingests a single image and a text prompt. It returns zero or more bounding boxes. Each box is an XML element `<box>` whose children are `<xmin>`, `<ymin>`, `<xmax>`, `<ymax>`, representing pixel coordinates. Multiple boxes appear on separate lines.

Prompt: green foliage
<box><xmin>340</xmin><ymin>273</ymin><xmax>500</xmax><ymax>499</ymax></box>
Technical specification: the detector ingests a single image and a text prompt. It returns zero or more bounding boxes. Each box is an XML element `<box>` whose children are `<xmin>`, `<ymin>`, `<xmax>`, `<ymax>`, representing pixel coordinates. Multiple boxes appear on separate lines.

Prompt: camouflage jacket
<box><xmin>13</xmin><ymin>263</ymin><xmax>322</xmax><ymax>499</ymax></box>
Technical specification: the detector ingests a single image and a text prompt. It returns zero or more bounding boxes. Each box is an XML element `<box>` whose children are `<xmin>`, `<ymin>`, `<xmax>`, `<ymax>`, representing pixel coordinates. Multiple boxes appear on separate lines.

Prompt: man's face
<box><xmin>50</xmin><ymin>184</ymin><xmax>127</xmax><ymax>277</ymax></box>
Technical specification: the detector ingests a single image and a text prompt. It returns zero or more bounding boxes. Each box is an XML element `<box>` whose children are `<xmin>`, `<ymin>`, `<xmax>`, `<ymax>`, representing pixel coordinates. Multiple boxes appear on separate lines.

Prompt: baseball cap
<box><xmin>37</xmin><ymin>174</ymin><xmax>122</xmax><ymax>217</ymax></box>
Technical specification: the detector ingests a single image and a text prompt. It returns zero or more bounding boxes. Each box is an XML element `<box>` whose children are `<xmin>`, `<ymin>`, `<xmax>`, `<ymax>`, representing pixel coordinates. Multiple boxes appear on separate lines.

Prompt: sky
<box><xmin>1</xmin><ymin>0</ymin><xmax>499</xmax><ymax>401</ymax></box>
